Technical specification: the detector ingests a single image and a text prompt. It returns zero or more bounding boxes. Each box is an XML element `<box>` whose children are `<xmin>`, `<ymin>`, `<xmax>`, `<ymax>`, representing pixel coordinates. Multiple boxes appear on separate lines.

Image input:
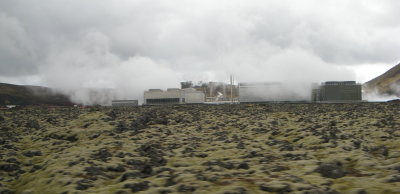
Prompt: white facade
<box><xmin>144</xmin><ymin>88</ymin><xmax>205</xmax><ymax>105</ymax></box>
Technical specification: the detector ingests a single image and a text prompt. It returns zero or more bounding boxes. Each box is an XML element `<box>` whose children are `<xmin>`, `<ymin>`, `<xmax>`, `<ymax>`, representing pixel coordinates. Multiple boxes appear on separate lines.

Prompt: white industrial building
<box><xmin>144</xmin><ymin>88</ymin><xmax>205</xmax><ymax>105</ymax></box>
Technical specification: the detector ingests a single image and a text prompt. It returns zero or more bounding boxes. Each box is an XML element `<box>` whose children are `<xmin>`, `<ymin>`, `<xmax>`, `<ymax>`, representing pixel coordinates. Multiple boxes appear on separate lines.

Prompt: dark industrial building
<box><xmin>312</xmin><ymin>81</ymin><xmax>362</xmax><ymax>102</ymax></box>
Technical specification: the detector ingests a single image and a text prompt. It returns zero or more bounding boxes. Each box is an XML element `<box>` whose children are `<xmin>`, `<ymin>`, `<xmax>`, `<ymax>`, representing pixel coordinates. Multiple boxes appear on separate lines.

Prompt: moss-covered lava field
<box><xmin>1</xmin><ymin>103</ymin><xmax>400</xmax><ymax>194</ymax></box>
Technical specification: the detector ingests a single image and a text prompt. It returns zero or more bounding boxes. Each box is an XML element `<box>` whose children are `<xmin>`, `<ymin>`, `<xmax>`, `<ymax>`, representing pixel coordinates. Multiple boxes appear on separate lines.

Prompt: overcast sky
<box><xmin>0</xmin><ymin>0</ymin><xmax>399</xmax><ymax>101</ymax></box>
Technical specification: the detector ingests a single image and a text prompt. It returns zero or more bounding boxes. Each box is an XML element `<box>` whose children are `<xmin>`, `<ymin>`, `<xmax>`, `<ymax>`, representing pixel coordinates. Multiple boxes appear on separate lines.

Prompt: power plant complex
<box><xmin>112</xmin><ymin>80</ymin><xmax>363</xmax><ymax>106</ymax></box>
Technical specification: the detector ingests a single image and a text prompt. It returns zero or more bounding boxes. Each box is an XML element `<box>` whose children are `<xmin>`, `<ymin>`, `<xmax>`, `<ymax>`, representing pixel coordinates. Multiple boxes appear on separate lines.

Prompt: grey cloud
<box><xmin>0</xmin><ymin>13</ymin><xmax>37</xmax><ymax>76</ymax></box>
<box><xmin>0</xmin><ymin>0</ymin><xmax>399</xmax><ymax>104</ymax></box>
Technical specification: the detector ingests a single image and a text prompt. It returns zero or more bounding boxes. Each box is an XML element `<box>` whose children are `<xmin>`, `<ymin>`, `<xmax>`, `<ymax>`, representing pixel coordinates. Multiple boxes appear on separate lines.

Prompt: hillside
<box><xmin>364</xmin><ymin>63</ymin><xmax>400</xmax><ymax>96</ymax></box>
<box><xmin>0</xmin><ymin>83</ymin><xmax>73</xmax><ymax>106</ymax></box>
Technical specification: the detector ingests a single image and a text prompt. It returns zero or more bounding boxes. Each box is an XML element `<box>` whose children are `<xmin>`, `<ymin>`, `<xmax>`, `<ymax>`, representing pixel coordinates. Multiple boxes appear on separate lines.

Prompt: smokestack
<box><xmin>210</xmin><ymin>82</ymin><xmax>213</xmax><ymax>98</ymax></box>
<box><xmin>230</xmin><ymin>75</ymin><xmax>233</xmax><ymax>103</ymax></box>
<box><xmin>223</xmin><ymin>83</ymin><xmax>226</xmax><ymax>99</ymax></box>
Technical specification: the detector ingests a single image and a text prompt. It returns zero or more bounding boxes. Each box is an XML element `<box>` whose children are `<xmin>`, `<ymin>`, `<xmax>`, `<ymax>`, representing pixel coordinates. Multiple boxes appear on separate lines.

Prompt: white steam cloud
<box><xmin>0</xmin><ymin>0</ymin><xmax>400</xmax><ymax>104</ymax></box>
<box><xmin>363</xmin><ymin>82</ymin><xmax>400</xmax><ymax>102</ymax></box>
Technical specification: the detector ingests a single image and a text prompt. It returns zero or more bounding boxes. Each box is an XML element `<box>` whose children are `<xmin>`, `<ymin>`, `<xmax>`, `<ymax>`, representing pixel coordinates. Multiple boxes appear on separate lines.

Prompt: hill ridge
<box><xmin>0</xmin><ymin>82</ymin><xmax>72</xmax><ymax>106</ymax></box>
<box><xmin>364</xmin><ymin>62</ymin><xmax>400</xmax><ymax>96</ymax></box>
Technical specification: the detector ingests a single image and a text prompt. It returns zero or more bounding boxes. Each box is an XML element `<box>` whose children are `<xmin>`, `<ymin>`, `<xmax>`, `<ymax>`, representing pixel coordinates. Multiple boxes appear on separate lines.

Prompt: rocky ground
<box><xmin>0</xmin><ymin>103</ymin><xmax>399</xmax><ymax>194</ymax></box>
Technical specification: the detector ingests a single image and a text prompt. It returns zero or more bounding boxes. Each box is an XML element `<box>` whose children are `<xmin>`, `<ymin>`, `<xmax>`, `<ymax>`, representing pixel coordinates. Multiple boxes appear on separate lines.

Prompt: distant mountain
<box><xmin>0</xmin><ymin>83</ymin><xmax>73</xmax><ymax>106</ymax></box>
<box><xmin>364</xmin><ymin>63</ymin><xmax>400</xmax><ymax>97</ymax></box>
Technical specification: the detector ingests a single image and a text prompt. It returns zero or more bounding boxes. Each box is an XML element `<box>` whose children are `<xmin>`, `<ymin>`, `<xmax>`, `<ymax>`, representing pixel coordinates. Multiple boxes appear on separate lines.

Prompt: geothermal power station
<box><xmin>111</xmin><ymin>80</ymin><xmax>363</xmax><ymax>106</ymax></box>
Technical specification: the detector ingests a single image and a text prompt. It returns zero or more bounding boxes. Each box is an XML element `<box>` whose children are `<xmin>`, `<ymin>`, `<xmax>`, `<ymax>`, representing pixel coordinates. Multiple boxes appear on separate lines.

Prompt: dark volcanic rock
<box><xmin>223</xmin><ymin>187</ymin><xmax>248</xmax><ymax>194</ymax></box>
<box><xmin>384</xmin><ymin>175</ymin><xmax>400</xmax><ymax>183</ymax></box>
<box><xmin>126</xmin><ymin>159</ymin><xmax>146</xmax><ymax>166</ymax></box>
<box><xmin>236</xmin><ymin>142</ymin><xmax>245</xmax><ymax>149</ymax></box>
<box><xmin>237</xmin><ymin>162</ymin><xmax>250</xmax><ymax>170</ymax></box>
<box><xmin>139</xmin><ymin>164</ymin><xmax>153</xmax><ymax>175</ymax></box>
<box><xmin>315</xmin><ymin>161</ymin><xmax>346</xmax><ymax>179</ymax></box>
<box><xmin>76</xmin><ymin>179</ymin><xmax>94</xmax><ymax>190</ymax></box>
<box><xmin>252</xmin><ymin>127</ymin><xmax>268</xmax><ymax>133</ymax></box>
<box><xmin>65</xmin><ymin>134</ymin><xmax>79</xmax><ymax>142</ymax></box>
<box><xmin>84</xmin><ymin>166</ymin><xmax>107</xmax><ymax>179</ymax></box>
<box><xmin>107</xmin><ymin>164</ymin><xmax>126</xmax><ymax>172</ymax></box>
<box><xmin>91</xmin><ymin>148</ymin><xmax>112</xmax><ymax>161</ymax></box>
<box><xmin>0</xmin><ymin>163</ymin><xmax>20</xmax><ymax>172</ymax></box>
<box><xmin>164</xmin><ymin>177</ymin><xmax>177</xmax><ymax>187</ymax></box>
<box><xmin>195</xmin><ymin>153</ymin><xmax>208</xmax><ymax>158</ymax></box>
<box><xmin>123</xmin><ymin>181</ymin><xmax>150</xmax><ymax>193</ymax></box>
<box><xmin>115</xmin><ymin>121</ymin><xmax>129</xmax><ymax>133</ymax></box>
<box><xmin>0</xmin><ymin>189</ymin><xmax>15</xmax><ymax>194</ymax></box>
<box><xmin>29</xmin><ymin>165</ymin><xmax>43</xmax><ymax>173</ymax></box>
<box><xmin>136</xmin><ymin>143</ymin><xmax>167</xmax><ymax>167</ymax></box>
<box><xmin>259</xmin><ymin>183</ymin><xmax>291</xmax><ymax>193</ymax></box>
<box><xmin>48</xmin><ymin>133</ymin><xmax>78</xmax><ymax>142</ymax></box>
<box><xmin>366</xmin><ymin>145</ymin><xmax>389</xmax><ymax>157</ymax></box>
<box><xmin>26</xmin><ymin>120</ymin><xmax>40</xmax><ymax>129</ymax></box>
<box><xmin>242</xmin><ymin>151</ymin><xmax>263</xmax><ymax>158</ymax></box>
<box><xmin>177</xmin><ymin>184</ymin><xmax>197</xmax><ymax>192</ymax></box>
<box><xmin>5</xmin><ymin>158</ymin><xmax>20</xmax><ymax>164</ymax></box>
<box><xmin>271</xmin><ymin>165</ymin><xmax>290</xmax><ymax>172</ymax></box>
<box><xmin>22</xmin><ymin>150</ymin><xmax>42</xmax><ymax>157</ymax></box>
<box><xmin>149</xmin><ymin>156</ymin><xmax>167</xmax><ymax>167</ymax></box>
<box><xmin>202</xmin><ymin>160</ymin><xmax>235</xmax><ymax>170</ymax></box>
<box><xmin>137</xmin><ymin>143</ymin><xmax>164</xmax><ymax>157</ymax></box>
<box><xmin>120</xmin><ymin>170</ymin><xmax>152</xmax><ymax>182</ymax></box>
<box><xmin>159</xmin><ymin>189</ymin><xmax>172</xmax><ymax>194</ymax></box>
<box><xmin>68</xmin><ymin>160</ymin><xmax>80</xmax><ymax>167</ymax></box>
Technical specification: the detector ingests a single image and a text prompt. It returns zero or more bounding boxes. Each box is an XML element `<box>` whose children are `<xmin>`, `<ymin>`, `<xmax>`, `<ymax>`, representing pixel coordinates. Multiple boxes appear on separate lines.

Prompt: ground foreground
<box><xmin>0</xmin><ymin>103</ymin><xmax>399</xmax><ymax>194</ymax></box>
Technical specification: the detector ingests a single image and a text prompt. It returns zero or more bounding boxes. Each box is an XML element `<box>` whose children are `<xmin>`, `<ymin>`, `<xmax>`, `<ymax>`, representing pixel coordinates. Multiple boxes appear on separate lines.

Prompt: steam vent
<box><xmin>312</xmin><ymin>81</ymin><xmax>362</xmax><ymax>102</ymax></box>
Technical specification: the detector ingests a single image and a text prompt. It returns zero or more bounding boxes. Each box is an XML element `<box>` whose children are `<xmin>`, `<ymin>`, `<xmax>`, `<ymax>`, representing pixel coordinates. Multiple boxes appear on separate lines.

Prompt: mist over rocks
<box><xmin>0</xmin><ymin>103</ymin><xmax>399</xmax><ymax>193</ymax></box>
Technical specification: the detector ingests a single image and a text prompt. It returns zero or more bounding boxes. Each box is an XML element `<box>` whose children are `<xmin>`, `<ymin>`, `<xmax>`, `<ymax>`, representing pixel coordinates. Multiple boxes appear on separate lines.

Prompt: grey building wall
<box><xmin>144</xmin><ymin>88</ymin><xmax>205</xmax><ymax>105</ymax></box>
<box><xmin>313</xmin><ymin>81</ymin><xmax>362</xmax><ymax>102</ymax></box>
<box><xmin>182</xmin><ymin>88</ymin><xmax>205</xmax><ymax>103</ymax></box>
<box><xmin>112</xmin><ymin>100</ymin><xmax>138</xmax><ymax>107</ymax></box>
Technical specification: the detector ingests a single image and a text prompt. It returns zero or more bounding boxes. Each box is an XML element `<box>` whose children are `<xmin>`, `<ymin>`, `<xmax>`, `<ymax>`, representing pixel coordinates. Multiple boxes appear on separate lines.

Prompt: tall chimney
<box><xmin>230</xmin><ymin>75</ymin><xmax>233</xmax><ymax>103</ymax></box>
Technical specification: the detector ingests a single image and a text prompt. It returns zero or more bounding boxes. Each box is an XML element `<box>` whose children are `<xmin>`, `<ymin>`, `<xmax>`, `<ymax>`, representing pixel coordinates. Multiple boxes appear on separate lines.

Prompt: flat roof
<box><xmin>239</xmin><ymin>82</ymin><xmax>282</xmax><ymax>87</ymax></box>
<box><xmin>112</xmin><ymin>100</ymin><xmax>138</xmax><ymax>102</ymax></box>
<box><xmin>323</xmin><ymin>81</ymin><xmax>358</xmax><ymax>85</ymax></box>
